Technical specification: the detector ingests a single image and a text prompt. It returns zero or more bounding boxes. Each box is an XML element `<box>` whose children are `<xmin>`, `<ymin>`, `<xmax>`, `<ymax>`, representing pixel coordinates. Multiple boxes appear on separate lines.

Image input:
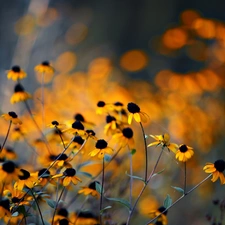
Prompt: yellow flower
<box><xmin>0</xmin><ymin>199</ymin><xmax>11</xmax><ymax>218</ymax></box>
<box><xmin>52</xmin><ymin>168</ymin><xmax>82</xmax><ymax>186</ymax></box>
<box><xmin>2</xmin><ymin>111</ymin><xmax>22</xmax><ymax>125</ymax></box>
<box><xmin>203</xmin><ymin>160</ymin><xmax>225</xmax><ymax>184</ymax></box>
<box><xmin>127</xmin><ymin>102</ymin><xmax>148</xmax><ymax>124</ymax></box>
<box><xmin>7</xmin><ymin>65</ymin><xmax>27</xmax><ymax>81</ymax></box>
<box><xmin>34</xmin><ymin>61</ymin><xmax>54</xmax><ymax>74</ymax></box>
<box><xmin>148</xmin><ymin>133</ymin><xmax>178</xmax><ymax>153</ymax></box>
<box><xmin>175</xmin><ymin>144</ymin><xmax>194</xmax><ymax>162</ymax></box>
<box><xmin>104</xmin><ymin>115</ymin><xmax>118</xmax><ymax>136</ymax></box>
<box><xmin>0</xmin><ymin>147</ymin><xmax>17</xmax><ymax>160</ymax></box>
<box><xmin>70</xmin><ymin>211</ymin><xmax>99</xmax><ymax>225</ymax></box>
<box><xmin>78</xmin><ymin>181</ymin><xmax>100</xmax><ymax>198</ymax></box>
<box><xmin>149</xmin><ymin>206</ymin><xmax>168</xmax><ymax>225</ymax></box>
<box><xmin>62</xmin><ymin>120</ymin><xmax>86</xmax><ymax>137</ymax></box>
<box><xmin>89</xmin><ymin>139</ymin><xmax>113</xmax><ymax>159</ymax></box>
<box><xmin>96</xmin><ymin>101</ymin><xmax>108</xmax><ymax>115</ymax></box>
<box><xmin>10</xmin><ymin>83</ymin><xmax>31</xmax><ymax>104</ymax></box>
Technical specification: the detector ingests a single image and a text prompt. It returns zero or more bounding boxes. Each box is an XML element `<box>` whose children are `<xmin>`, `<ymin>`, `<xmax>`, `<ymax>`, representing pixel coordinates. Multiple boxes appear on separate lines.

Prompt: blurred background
<box><xmin>0</xmin><ymin>0</ymin><xmax>224</xmax><ymax>224</ymax></box>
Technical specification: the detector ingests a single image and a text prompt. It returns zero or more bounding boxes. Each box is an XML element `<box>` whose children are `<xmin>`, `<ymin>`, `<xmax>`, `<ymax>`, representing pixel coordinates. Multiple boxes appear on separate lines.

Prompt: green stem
<box><xmin>184</xmin><ymin>161</ymin><xmax>187</xmax><ymax>194</ymax></box>
<box><xmin>128</xmin><ymin>146</ymin><xmax>133</xmax><ymax>206</ymax></box>
<box><xmin>41</xmin><ymin>72</ymin><xmax>45</xmax><ymax>130</ymax></box>
<box><xmin>0</xmin><ymin>121</ymin><xmax>12</xmax><ymax>153</ymax></box>
<box><xmin>100</xmin><ymin>157</ymin><xmax>105</xmax><ymax>224</ymax></box>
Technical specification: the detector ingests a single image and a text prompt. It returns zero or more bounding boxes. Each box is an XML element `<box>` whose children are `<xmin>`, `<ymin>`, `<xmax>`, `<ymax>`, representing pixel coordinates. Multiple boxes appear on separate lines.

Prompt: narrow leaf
<box><xmin>152</xmin><ymin>168</ymin><xmax>165</xmax><ymax>177</ymax></box>
<box><xmin>96</xmin><ymin>182</ymin><xmax>103</xmax><ymax>194</ymax></box>
<box><xmin>125</xmin><ymin>171</ymin><xmax>146</xmax><ymax>184</ymax></box>
<box><xmin>130</xmin><ymin>149</ymin><xmax>136</xmax><ymax>155</ymax></box>
<box><xmin>46</xmin><ymin>199</ymin><xmax>57</xmax><ymax>208</ymax></box>
<box><xmin>171</xmin><ymin>186</ymin><xmax>184</xmax><ymax>194</ymax></box>
<box><xmin>100</xmin><ymin>205</ymin><xmax>112</xmax><ymax>214</ymax></box>
<box><xmin>163</xmin><ymin>194</ymin><xmax>172</xmax><ymax>208</ymax></box>
<box><xmin>106</xmin><ymin>197</ymin><xmax>131</xmax><ymax>210</ymax></box>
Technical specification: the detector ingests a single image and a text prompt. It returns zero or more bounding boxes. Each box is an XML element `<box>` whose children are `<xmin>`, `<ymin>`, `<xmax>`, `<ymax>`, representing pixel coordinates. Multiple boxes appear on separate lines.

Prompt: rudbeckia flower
<box><xmin>51</xmin><ymin>208</ymin><xmax>70</xmax><ymax>225</ymax></box>
<box><xmin>50</xmin><ymin>153</ymin><xmax>72</xmax><ymax>168</ymax></box>
<box><xmin>149</xmin><ymin>206</ymin><xmax>168</xmax><ymax>225</ymax></box>
<box><xmin>0</xmin><ymin>147</ymin><xmax>17</xmax><ymax>160</ymax></box>
<box><xmin>2</xmin><ymin>111</ymin><xmax>22</xmax><ymax>125</ymax></box>
<box><xmin>175</xmin><ymin>144</ymin><xmax>194</xmax><ymax>162</ymax></box>
<box><xmin>63</xmin><ymin>120</ymin><xmax>86</xmax><ymax>137</ymax></box>
<box><xmin>96</xmin><ymin>101</ymin><xmax>108</xmax><ymax>115</ymax></box>
<box><xmin>7</xmin><ymin>65</ymin><xmax>27</xmax><ymax>81</ymax></box>
<box><xmin>89</xmin><ymin>139</ymin><xmax>113</xmax><ymax>159</ymax></box>
<box><xmin>112</xmin><ymin>127</ymin><xmax>135</xmax><ymax>149</ymax></box>
<box><xmin>34</xmin><ymin>61</ymin><xmax>54</xmax><ymax>74</ymax></box>
<box><xmin>0</xmin><ymin>198</ymin><xmax>11</xmax><ymax>218</ymax></box>
<box><xmin>203</xmin><ymin>159</ymin><xmax>225</xmax><ymax>184</ymax></box>
<box><xmin>104</xmin><ymin>115</ymin><xmax>117</xmax><ymax>136</ymax></box>
<box><xmin>127</xmin><ymin>102</ymin><xmax>148</xmax><ymax>124</ymax></box>
<box><xmin>148</xmin><ymin>133</ymin><xmax>178</xmax><ymax>153</ymax></box>
<box><xmin>52</xmin><ymin>168</ymin><xmax>82</xmax><ymax>186</ymax></box>
<box><xmin>10</xmin><ymin>83</ymin><xmax>31</xmax><ymax>104</ymax></box>
<box><xmin>78</xmin><ymin>181</ymin><xmax>100</xmax><ymax>198</ymax></box>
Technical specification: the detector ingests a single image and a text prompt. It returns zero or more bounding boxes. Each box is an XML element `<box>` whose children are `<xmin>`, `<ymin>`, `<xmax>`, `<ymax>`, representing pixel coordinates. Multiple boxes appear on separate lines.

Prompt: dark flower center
<box><xmin>114</xmin><ymin>102</ymin><xmax>123</xmax><ymax>106</ymax></box>
<box><xmin>179</xmin><ymin>144</ymin><xmax>188</xmax><ymax>153</ymax></box>
<box><xmin>57</xmin><ymin>208</ymin><xmax>69</xmax><ymax>217</ymax></box>
<box><xmin>214</xmin><ymin>160</ymin><xmax>225</xmax><ymax>172</ymax></box>
<box><xmin>0</xmin><ymin>199</ymin><xmax>10</xmax><ymax>211</ymax></box>
<box><xmin>19</xmin><ymin>169</ymin><xmax>30</xmax><ymax>180</ymax></box>
<box><xmin>86</xmin><ymin>130</ymin><xmax>96</xmax><ymax>136</ymax></box>
<box><xmin>95</xmin><ymin>139</ymin><xmax>108</xmax><ymax>149</ymax></box>
<box><xmin>8</xmin><ymin>111</ymin><xmax>18</xmax><ymax>118</ymax></box>
<box><xmin>122</xmin><ymin>128</ymin><xmax>133</xmax><ymax>139</ymax></box>
<box><xmin>127</xmin><ymin>102</ymin><xmax>140</xmax><ymax>113</ymax></box>
<box><xmin>42</xmin><ymin>61</ymin><xmax>50</xmax><ymax>66</ymax></box>
<box><xmin>97</xmin><ymin>101</ymin><xmax>105</xmax><ymax>107</ymax></box>
<box><xmin>106</xmin><ymin>115</ymin><xmax>116</xmax><ymax>123</ymax></box>
<box><xmin>2</xmin><ymin>161</ymin><xmax>16</xmax><ymax>173</ymax></box>
<box><xmin>12</xmin><ymin>197</ymin><xmax>21</xmax><ymax>203</ymax></box>
<box><xmin>55</xmin><ymin>154</ymin><xmax>68</xmax><ymax>161</ymax></box>
<box><xmin>72</xmin><ymin>120</ymin><xmax>84</xmax><ymax>130</ymax></box>
<box><xmin>38</xmin><ymin>168</ymin><xmax>50</xmax><ymax>177</ymax></box>
<box><xmin>14</xmin><ymin>83</ymin><xmax>25</xmax><ymax>93</ymax></box>
<box><xmin>74</xmin><ymin>113</ymin><xmax>85</xmax><ymax>122</ymax></box>
<box><xmin>59</xmin><ymin>219</ymin><xmax>69</xmax><ymax>225</ymax></box>
<box><xmin>88</xmin><ymin>181</ymin><xmax>100</xmax><ymax>190</ymax></box>
<box><xmin>6</xmin><ymin>147</ymin><xmax>14</xmax><ymax>153</ymax></box>
<box><xmin>52</xmin><ymin>120</ymin><xmax>59</xmax><ymax>126</ymax></box>
<box><xmin>78</xmin><ymin>211</ymin><xmax>96</xmax><ymax>218</ymax></box>
<box><xmin>155</xmin><ymin>222</ymin><xmax>163</xmax><ymax>225</ymax></box>
<box><xmin>73</xmin><ymin>136</ymin><xmax>85</xmax><ymax>145</ymax></box>
<box><xmin>63</xmin><ymin>168</ymin><xmax>76</xmax><ymax>177</ymax></box>
<box><xmin>49</xmin><ymin>154</ymin><xmax>57</xmax><ymax>161</ymax></box>
<box><xmin>12</xmin><ymin>66</ymin><xmax>21</xmax><ymax>72</ymax></box>
<box><xmin>158</xmin><ymin>206</ymin><xmax>167</xmax><ymax>215</ymax></box>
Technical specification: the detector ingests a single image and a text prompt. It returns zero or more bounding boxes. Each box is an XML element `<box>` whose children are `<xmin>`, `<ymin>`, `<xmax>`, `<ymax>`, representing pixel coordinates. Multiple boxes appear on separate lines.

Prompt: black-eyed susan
<box><xmin>51</xmin><ymin>208</ymin><xmax>70</xmax><ymax>225</ymax></box>
<box><xmin>1</xmin><ymin>111</ymin><xmax>22</xmax><ymax>125</ymax></box>
<box><xmin>78</xmin><ymin>181</ymin><xmax>100</xmax><ymax>198</ymax></box>
<box><xmin>85</xmin><ymin>129</ymin><xmax>98</xmax><ymax>140</ymax></box>
<box><xmin>0</xmin><ymin>161</ymin><xmax>22</xmax><ymax>184</ymax></box>
<box><xmin>96</xmin><ymin>101</ymin><xmax>107</xmax><ymax>115</ymax></box>
<box><xmin>50</xmin><ymin>153</ymin><xmax>72</xmax><ymax>168</ymax></box>
<box><xmin>89</xmin><ymin>139</ymin><xmax>113</xmax><ymax>159</ymax></box>
<box><xmin>203</xmin><ymin>160</ymin><xmax>225</xmax><ymax>184</ymax></box>
<box><xmin>10</xmin><ymin>83</ymin><xmax>31</xmax><ymax>104</ymax></box>
<box><xmin>35</xmin><ymin>61</ymin><xmax>54</xmax><ymax>74</ymax></box>
<box><xmin>48</xmin><ymin>120</ymin><xmax>65</xmax><ymax>130</ymax></box>
<box><xmin>34</xmin><ymin>168</ymin><xmax>51</xmax><ymax>186</ymax></box>
<box><xmin>7</xmin><ymin>65</ymin><xmax>27</xmax><ymax>81</ymax></box>
<box><xmin>70</xmin><ymin>211</ymin><xmax>99</xmax><ymax>225</ymax></box>
<box><xmin>0</xmin><ymin>198</ymin><xmax>11</xmax><ymax>218</ymax></box>
<box><xmin>69</xmin><ymin>136</ymin><xmax>85</xmax><ymax>153</ymax></box>
<box><xmin>63</xmin><ymin>120</ymin><xmax>86</xmax><ymax>137</ymax></box>
<box><xmin>149</xmin><ymin>206</ymin><xmax>168</xmax><ymax>225</ymax></box>
<box><xmin>74</xmin><ymin>113</ymin><xmax>95</xmax><ymax>128</ymax></box>
<box><xmin>148</xmin><ymin>133</ymin><xmax>178</xmax><ymax>153</ymax></box>
<box><xmin>127</xmin><ymin>102</ymin><xmax>148</xmax><ymax>124</ymax></box>
<box><xmin>10</xmin><ymin>126</ymin><xmax>27</xmax><ymax>141</ymax></box>
<box><xmin>112</xmin><ymin>127</ymin><xmax>135</xmax><ymax>149</ymax></box>
<box><xmin>52</xmin><ymin>168</ymin><xmax>82</xmax><ymax>186</ymax></box>
<box><xmin>175</xmin><ymin>144</ymin><xmax>194</xmax><ymax>162</ymax></box>
<box><xmin>0</xmin><ymin>146</ymin><xmax>17</xmax><ymax>160</ymax></box>
<box><xmin>14</xmin><ymin>168</ymin><xmax>37</xmax><ymax>190</ymax></box>
<box><xmin>104</xmin><ymin>115</ymin><xmax>117</xmax><ymax>136</ymax></box>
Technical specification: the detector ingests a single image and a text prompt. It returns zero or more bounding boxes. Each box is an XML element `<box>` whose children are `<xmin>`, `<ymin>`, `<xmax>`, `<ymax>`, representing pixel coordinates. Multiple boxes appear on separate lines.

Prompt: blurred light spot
<box><xmin>35</xmin><ymin>72</ymin><xmax>54</xmax><ymax>84</ymax></box>
<box><xmin>139</xmin><ymin>196</ymin><xmax>159</xmax><ymax>215</ymax></box>
<box><xmin>36</xmin><ymin>8</ymin><xmax>59</xmax><ymax>27</ymax></box>
<box><xmin>14</xmin><ymin>14</ymin><xmax>35</xmax><ymax>35</ymax></box>
<box><xmin>186</xmin><ymin>40</ymin><xmax>207</xmax><ymax>61</ymax></box>
<box><xmin>215</xmin><ymin>23</ymin><xmax>225</xmax><ymax>44</ymax></box>
<box><xmin>162</xmin><ymin>28</ymin><xmax>187</xmax><ymax>49</ymax></box>
<box><xmin>55</xmin><ymin>52</ymin><xmax>77</xmax><ymax>73</ymax></box>
<box><xmin>181</xmin><ymin>10</ymin><xmax>201</xmax><ymax>27</ymax></box>
<box><xmin>168</xmin><ymin>75</ymin><xmax>182</xmax><ymax>90</ymax></box>
<box><xmin>155</xmin><ymin>70</ymin><xmax>173</xmax><ymax>89</ymax></box>
<box><xmin>65</xmin><ymin>23</ymin><xmax>88</xmax><ymax>45</ymax></box>
<box><xmin>120</xmin><ymin>50</ymin><xmax>148</xmax><ymax>72</ymax></box>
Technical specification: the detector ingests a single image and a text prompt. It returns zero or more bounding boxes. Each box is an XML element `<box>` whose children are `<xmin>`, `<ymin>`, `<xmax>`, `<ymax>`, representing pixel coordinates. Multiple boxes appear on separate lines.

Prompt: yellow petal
<box><xmin>63</xmin><ymin>177</ymin><xmax>71</xmax><ymax>186</ymax></box>
<box><xmin>211</xmin><ymin>171</ymin><xmax>219</xmax><ymax>182</ymax></box>
<box><xmin>134</xmin><ymin>113</ymin><xmax>141</xmax><ymax>122</ymax></box>
<box><xmin>128</xmin><ymin>114</ymin><xmax>133</xmax><ymax>124</ymax></box>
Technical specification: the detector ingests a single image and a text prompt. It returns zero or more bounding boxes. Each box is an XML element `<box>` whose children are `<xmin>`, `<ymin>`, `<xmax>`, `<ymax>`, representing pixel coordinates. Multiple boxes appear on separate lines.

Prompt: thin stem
<box><xmin>140</xmin><ymin>122</ymin><xmax>148</xmax><ymax>182</ymax></box>
<box><xmin>100</xmin><ymin>157</ymin><xmax>105</xmax><ymax>224</ymax></box>
<box><xmin>128</xmin><ymin>146</ymin><xmax>133</xmax><ymax>206</ymax></box>
<box><xmin>55</xmin><ymin>127</ymin><xmax>66</xmax><ymax>149</ymax></box>
<box><xmin>41</xmin><ymin>72</ymin><xmax>45</xmax><ymax>131</ymax></box>
<box><xmin>184</xmin><ymin>161</ymin><xmax>187</xmax><ymax>194</ymax></box>
<box><xmin>52</xmin><ymin>186</ymin><xmax>66</xmax><ymax>225</ymax></box>
<box><xmin>74</xmin><ymin>196</ymin><xmax>88</xmax><ymax>225</ymax></box>
<box><xmin>126</xmin><ymin>147</ymin><xmax>164</xmax><ymax>225</ymax></box>
<box><xmin>29</xmin><ymin>188</ymin><xmax>45</xmax><ymax>225</ymax></box>
<box><xmin>0</xmin><ymin>121</ymin><xmax>12</xmax><ymax>153</ymax></box>
<box><xmin>145</xmin><ymin>174</ymin><xmax>212</xmax><ymax>225</ymax></box>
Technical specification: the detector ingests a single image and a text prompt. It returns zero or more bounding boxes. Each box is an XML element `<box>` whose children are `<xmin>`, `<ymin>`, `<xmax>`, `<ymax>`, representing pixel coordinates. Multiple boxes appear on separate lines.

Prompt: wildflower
<box><xmin>104</xmin><ymin>115</ymin><xmax>117</xmax><ymax>136</ymax></box>
<box><xmin>149</xmin><ymin>206</ymin><xmax>168</xmax><ymax>225</ymax></box>
<box><xmin>74</xmin><ymin>113</ymin><xmax>95</xmax><ymax>128</ymax></box>
<box><xmin>175</xmin><ymin>144</ymin><xmax>194</xmax><ymax>162</ymax></box>
<box><xmin>0</xmin><ymin>146</ymin><xmax>17</xmax><ymax>160</ymax></box>
<box><xmin>51</xmin><ymin>208</ymin><xmax>70</xmax><ymax>225</ymax></box>
<box><xmin>0</xmin><ymin>198</ymin><xmax>11</xmax><ymax>218</ymax></box>
<box><xmin>70</xmin><ymin>211</ymin><xmax>99</xmax><ymax>225</ymax></box>
<box><xmin>14</xmin><ymin>168</ymin><xmax>37</xmax><ymax>190</ymax></box>
<box><xmin>127</xmin><ymin>102</ymin><xmax>148</xmax><ymax>124</ymax></box>
<box><xmin>89</xmin><ymin>139</ymin><xmax>113</xmax><ymax>159</ymax></box>
<box><xmin>7</xmin><ymin>65</ymin><xmax>27</xmax><ymax>81</ymax></box>
<box><xmin>10</xmin><ymin>83</ymin><xmax>31</xmax><ymax>104</ymax></box>
<box><xmin>2</xmin><ymin>111</ymin><xmax>22</xmax><ymax>125</ymax></box>
<box><xmin>148</xmin><ymin>133</ymin><xmax>178</xmax><ymax>153</ymax></box>
<box><xmin>52</xmin><ymin>168</ymin><xmax>82</xmax><ymax>186</ymax></box>
<box><xmin>203</xmin><ymin>160</ymin><xmax>225</xmax><ymax>184</ymax></box>
<box><xmin>63</xmin><ymin>120</ymin><xmax>86</xmax><ymax>136</ymax></box>
<box><xmin>85</xmin><ymin>129</ymin><xmax>97</xmax><ymax>140</ymax></box>
<box><xmin>10</xmin><ymin>126</ymin><xmax>27</xmax><ymax>141</ymax></box>
<box><xmin>112</xmin><ymin>127</ymin><xmax>135</xmax><ymax>149</ymax></box>
<box><xmin>0</xmin><ymin>161</ymin><xmax>22</xmax><ymax>184</ymax></box>
<box><xmin>35</xmin><ymin>61</ymin><xmax>54</xmax><ymax>74</ymax></box>
<box><xmin>50</xmin><ymin>153</ymin><xmax>72</xmax><ymax>168</ymax></box>
<box><xmin>96</xmin><ymin>101</ymin><xmax>106</xmax><ymax>114</ymax></box>
<box><xmin>69</xmin><ymin>136</ymin><xmax>85</xmax><ymax>153</ymax></box>
<box><xmin>78</xmin><ymin>181</ymin><xmax>100</xmax><ymax>198</ymax></box>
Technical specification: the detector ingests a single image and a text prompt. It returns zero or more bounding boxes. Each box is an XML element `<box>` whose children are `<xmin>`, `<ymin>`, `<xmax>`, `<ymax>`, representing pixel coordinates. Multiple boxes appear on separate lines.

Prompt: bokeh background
<box><xmin>0</xmin><ymin>0</ymin><xmax>224</xmax><ymax>225</ymax></box>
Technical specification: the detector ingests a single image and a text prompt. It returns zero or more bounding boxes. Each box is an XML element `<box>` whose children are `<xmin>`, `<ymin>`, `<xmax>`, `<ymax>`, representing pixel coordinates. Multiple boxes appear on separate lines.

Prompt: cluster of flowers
<box><xmin>0</xmin><ymin>63</ymin><xmax>224</xmax><ymax>225</ymax></box>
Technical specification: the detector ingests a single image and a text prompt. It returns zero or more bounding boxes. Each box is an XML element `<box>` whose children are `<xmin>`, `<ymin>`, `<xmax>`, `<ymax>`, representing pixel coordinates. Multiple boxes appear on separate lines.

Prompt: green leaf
<box><xmin>77</xmin><ymin>171</ymin><xmax>92</xmax><ymax>178</ymax></box>
<box><xmin>96</xmin><ymin>182</ymin><xmax>103</xmax><ymax>194</ymax></box>
<box><xmin>106</xmin><ymin>197</ymin><xmax>131</xmax><ymax>210</ymax></box>
<box><xmin>171</xmin><ymin>186</ymin><xmax>184</xmax><ymax>195</ymax></box>
<box><xmin>163</xmin><ymin>194</ymin><xmax>172</xmax><ymax>208</ymax></box>
<box><xmin>46</xmin><ymin>199</ymin><xmax>57</xmax><ymax>208</ymax></box>
<box><xmin>100</xmin><ymin>205</ymin><xmax>112</xmax><ymax>214</ymax></box>
<box><xmin>17</xmin><ymin>205</ymin><xmax>31</xmax><ymax>217</ymax></box>
<box><xmin>130</xmin><ymin>149</ymin><xmax>136</xmax><ymax>155</ymax></box>
<box><xmin>152</xmin><ymin>168</ymin><xmax>165</xmax><ymax>177</ymax></box>
<box><xmin>125</xmin><ymin>171</ymin><xmax>146</xmax><ymax>184</ymax></box>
